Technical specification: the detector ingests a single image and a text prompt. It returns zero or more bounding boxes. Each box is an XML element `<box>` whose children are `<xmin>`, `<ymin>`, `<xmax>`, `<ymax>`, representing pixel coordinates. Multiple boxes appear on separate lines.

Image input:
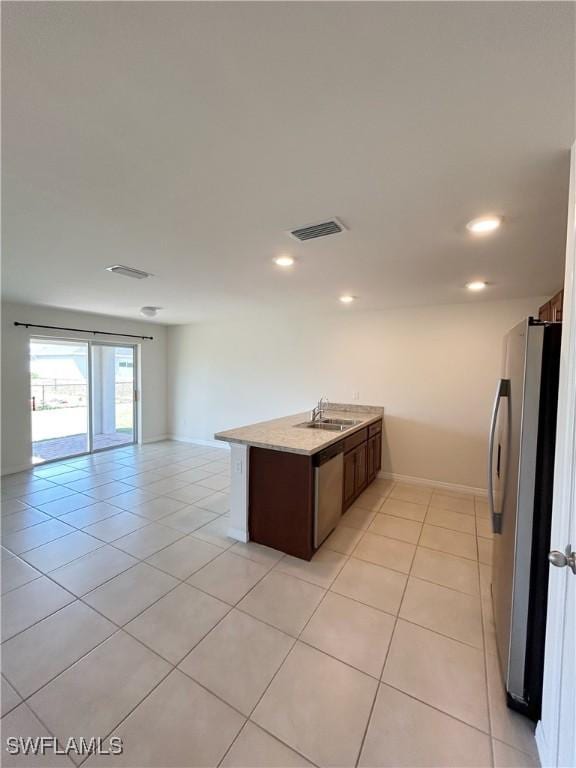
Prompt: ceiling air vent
<box><xmin>105</xmin><ymin>265</ymin><xmax>152</xmax><ymax>279</ymax></box>
<box><xmin>288</xmin><ymin>218</ymin><xmax>346</xmax><ymax>242</ymax></box>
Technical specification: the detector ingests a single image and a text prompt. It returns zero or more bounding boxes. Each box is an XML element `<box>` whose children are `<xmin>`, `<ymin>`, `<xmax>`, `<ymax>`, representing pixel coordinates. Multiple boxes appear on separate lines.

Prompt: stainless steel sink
<box><xmin>319</xmin><ymin>417</ymin><xmax>361</xmax><ymax>426</ymax></box>
<box><xmin>294</xmin><ymin>420</ymin><xmax>360</xmax><ymax>432</ymax></box>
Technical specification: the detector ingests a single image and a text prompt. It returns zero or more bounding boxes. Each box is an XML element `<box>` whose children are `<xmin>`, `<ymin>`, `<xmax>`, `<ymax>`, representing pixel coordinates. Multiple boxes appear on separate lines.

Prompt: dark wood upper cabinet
<box><xmin>550</xmin><ymin>290</ymin><xmax>563</xmax><ymax>322</ymax></box>
<box><xmin>539</xmin><ymin>290</ymin><xmax>563</xmax><ymax>323</ymax></box>
<box><xmin>539</xmin><ymin>301</ymin><xmax>552</xmax><ymax>322</ymax></box>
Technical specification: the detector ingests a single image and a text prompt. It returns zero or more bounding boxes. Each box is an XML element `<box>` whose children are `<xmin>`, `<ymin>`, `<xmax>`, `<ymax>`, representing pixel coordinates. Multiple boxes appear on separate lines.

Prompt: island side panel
<box><xmin>249</xmin><ymin>447</ymin><xmax>315</xmax><ymax>560</ymax></box>
<box><xmin>228</xmin><ymin>443</ymin><xmax>250</xmax><ymax>542</ymax></box>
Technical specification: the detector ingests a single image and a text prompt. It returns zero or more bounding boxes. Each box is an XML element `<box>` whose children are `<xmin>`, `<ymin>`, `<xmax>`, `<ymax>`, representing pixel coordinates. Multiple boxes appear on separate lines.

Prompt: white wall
<box><xmin>1</xmin><ymin>302</ymin><xmax>168</xmax><ymax>473</ymax></box>
<box><xmin>167</xmin><ymin>297</ymin><xmax>545</xmax><ymax>490</ymax></box>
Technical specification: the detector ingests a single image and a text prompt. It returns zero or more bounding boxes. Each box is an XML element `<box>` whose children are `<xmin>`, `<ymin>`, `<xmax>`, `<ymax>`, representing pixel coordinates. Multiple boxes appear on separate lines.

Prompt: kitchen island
<box><xmin>215</xmin><ymin>403</ymin><xmax>383</xmax><ymax>559</ymax></box>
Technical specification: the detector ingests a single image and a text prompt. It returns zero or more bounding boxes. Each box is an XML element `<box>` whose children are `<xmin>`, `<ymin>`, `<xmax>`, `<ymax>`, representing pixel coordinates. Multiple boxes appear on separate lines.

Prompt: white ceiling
<box><xmin>2</xmin><ymin>2</ymin><xmax>574</xmax><ymax>324</ymax></box>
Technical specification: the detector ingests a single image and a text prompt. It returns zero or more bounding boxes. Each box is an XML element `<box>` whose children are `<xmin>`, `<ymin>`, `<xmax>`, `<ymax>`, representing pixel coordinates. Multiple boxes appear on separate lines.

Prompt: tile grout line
<box><xmin>475</xmin><ymin>493</ymin><xmax>496</xmax><ymax>768</ymax></box>
<box><xmin>5</xmin><ymin>541</ymin><xmax>265</xmax><ymax>708</ymax></box>
<box><xmin>75</xmin><ymin>652</ymin><xmax>178</xmax><ymax>768</ymax></box>
<box><xmin>214</xmin><ymin>510</ymin><xmax>361</xmax><ymax>768</ymax></box>
<box><xmin>4</xmin><ymin>497</ymin><xmax>485</xmax><ymax>679</ymax></box>
<box><xmin>2</xmin><ymin>447</ymin><xmax>213</xmax><ymax>482</ymax></box>
<box><xmin>67</xmin><ymin>540</ymin><xmax>292</xmax><ymax>767</ymax></box>
<box><xmin>2</xmin><ymin>458</ymin><xmax>240</xmax><ymax>752</ymax></box>
<box><xmin>8</xmin><ymin>457</ymin><xmax>226</xmax><ymax>512</ymax></box>
<box><xmin>216</xmin><ymin>718</ymin><xmax>321</xmax><ymax>768</ymax></box>
<box><xmin>357</xmin><ymin>495</ymin><xmax>496</xmax><ymax>743</ymax></box>
<box><xmin>1</xmin><ymin>494</ymin><xmax>233</xmax><ymax>595</ymax></box>
<box><xmin>29</xmin><ymin>481</ymin><xmax>478</xmax><ymax>690</ymax></box>
<box><xmin>73</xmin><ymin>597</ymin><xmax>260</xmax><ymax>766</ymax></box>
<box><xmin>232</xmin><ymin>499</ymin><xmax>398</xmax><ymax>755</ymax></box>
<box><xmin>4</xmin><ymin>481</ymin><xmax>192</xmax><ymax>530</ymax></box>
<box><xmin>4</xmin><ymin>452</ymin><xmax>510</xmax><ymax>764</ymax></box>
<box><xmin>2</xmin><ymin>511</ymin><xmax>235</xmax><ymax>644</ymax></box>
<box><xmin>5</xmin><ymin>517</ymin><xmax>183</xmax><ymax>596</ymax></box>
<box><xmin>353</xmin><ymin>482</ymin><xmax>426</xmax><ymax>767</ymax></box>
<box><xmin>6</xmin><ymin>700</ymin><xmax>77</xmax><ymax>767</ymax></box>
<box><xmin>374</xmin><ymin>678</ymin><xmax>495</xmax><ymax>740</ymax></box>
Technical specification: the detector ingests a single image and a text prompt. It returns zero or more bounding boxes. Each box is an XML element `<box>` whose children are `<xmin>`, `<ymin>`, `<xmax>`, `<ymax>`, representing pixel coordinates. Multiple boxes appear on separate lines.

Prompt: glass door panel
<box><xmin>91</xmin><ymin>344</ymin><xmax>136</xmax><ymax>451</ymax></box>
<box><xmin>30</xmin><ymin>339</ymin><xmax>89</xmax><ymax>463</ymax></box>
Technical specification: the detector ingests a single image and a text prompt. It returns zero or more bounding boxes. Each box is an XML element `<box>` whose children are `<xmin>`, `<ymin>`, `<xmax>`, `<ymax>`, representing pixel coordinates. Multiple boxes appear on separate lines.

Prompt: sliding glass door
<box><xmin>91</xmin><ymin>344</ymin><xmax>136</xmax><ymax>451</ymax></box>
<box><xmin>29</xmin><ymin>338</ymin><xmax>137</xmax><ymax>464</ymax></box>
<box><xmin>30</xmin><ymin>339</ymin><xmax>90</xmax><ymax>463</ymax></box>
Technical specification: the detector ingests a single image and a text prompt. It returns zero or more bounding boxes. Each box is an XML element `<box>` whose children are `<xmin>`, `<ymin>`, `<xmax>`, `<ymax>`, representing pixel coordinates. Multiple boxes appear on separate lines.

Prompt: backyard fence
<box><xmin>30</xmin><ymin>382</ymin><xmax>133</xmax><ymax>410</ymax></box>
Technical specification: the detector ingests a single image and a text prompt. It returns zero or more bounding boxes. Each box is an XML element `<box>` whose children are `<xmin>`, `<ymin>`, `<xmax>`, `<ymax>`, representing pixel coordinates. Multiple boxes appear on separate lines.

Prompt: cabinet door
<box><xmin>355</xmin><ymin>443</ymin><xmax>367</xmax><ymax>493</ymax></box>
<box><xmin>343</xmin><ymin>451</ymin><xmax>356</xmax><ymax>508</ymax></box>
<box><xmin>374</xmin><ymin>433</ymin><xmax>382</xmax><ymax>473</ymax></box>
<box><xmin>367</xmin><ymin>437</ymin><xmax>376</xmax><ymax>480</ymax></box>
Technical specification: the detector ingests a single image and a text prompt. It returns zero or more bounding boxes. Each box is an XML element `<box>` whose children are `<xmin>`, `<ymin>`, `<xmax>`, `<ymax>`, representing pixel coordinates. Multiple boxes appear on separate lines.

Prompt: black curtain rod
<box><xmin>13</xmin><ymin>322</ymin><xmax>153</xmax><ymax>341</ymax></box>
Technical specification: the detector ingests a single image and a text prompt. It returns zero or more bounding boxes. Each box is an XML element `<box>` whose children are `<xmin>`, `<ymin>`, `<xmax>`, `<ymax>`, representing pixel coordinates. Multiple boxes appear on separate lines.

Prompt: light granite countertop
<box><xmin>214</xmin><ymin>404</ymin><xmax>384</xmax><ymax>456</ymax></box>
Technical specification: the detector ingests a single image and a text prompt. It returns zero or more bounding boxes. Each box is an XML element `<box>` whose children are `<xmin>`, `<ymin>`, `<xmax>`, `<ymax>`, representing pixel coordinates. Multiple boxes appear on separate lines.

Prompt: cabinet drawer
<box><xmin>343</xmin><ymin>427</ymin><xmax>368</xmax><ymax>453</ymax></box>
<box><xmin>368</xmin><ymin>421</ymin><xmax>382</xmax><ymax>438</ymax></box>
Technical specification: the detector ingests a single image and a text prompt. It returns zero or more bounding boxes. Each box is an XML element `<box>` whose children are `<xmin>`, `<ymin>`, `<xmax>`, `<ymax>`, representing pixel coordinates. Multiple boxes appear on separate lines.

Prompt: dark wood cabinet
<box><xmin>249</xmin><ymin>447</ymin><xmax>315</xmax><ymax>560</ymax></box>
<box><xmin>539</xmin><ymin>290</ymin><xmax>563</xmax><ymax>323</ymax></box>
<box><xmin>342</xmin><ymin>419</ymin><xmax>382</xmax><ymax>511</ymax></box>
<box><xmin>538</xmin><ymin>301</ymin><xmax>551</xmax><ymax>322</ymax></box>
<box><xmin>367</xmin><ymin>433</ymin><xmax>382</xmax><ymax>483</ymax></box>
<box><xmin>343</xmin><ymin>427</ymin><xmax>368</xmax><ymax>453</ymax></box>
<box><xmin>249</xmin><ymin>417</ymin><xmax>383</xmax><ymax>558</ymax></box>
<box><xmin>367</xmin><ymin>437</ymin><xmax>375</xmax><ymax>479</ymax></box>
<box><xmin>343</xmin><ymin>442</ymin><xmax>368</xmax><ymax>509</ymax></box>
<box><xmin>343</xmin><ymin>450</ymin><xmax>356</xmax><ymax>506</ymax></box>
<box><xmin>355</xmin><ymin>442</ymin><xmax>367</xmax><ymax>493</ymax></box>
<box><xmin>550</xmin><ymin>290</ymin><xmax>563</xmax><ymax>322</ymax></box>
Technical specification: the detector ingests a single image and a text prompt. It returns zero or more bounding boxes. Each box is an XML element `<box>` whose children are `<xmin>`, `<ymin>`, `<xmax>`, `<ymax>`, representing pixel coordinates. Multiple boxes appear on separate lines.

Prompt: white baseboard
<box><xmin>377</xmin><ymin>471</ymin><xmax>487</xmax><ymax>498</ymax></box>
<box><xmin>169</xmin><ymin>435</ymin><xmax>230</xmax><ymax>450</ymax></box>
<box><xmin>141</xmin><ymin>434</ymin><xmax>170</xmax><ymax>444</ymax></box>
<box><xmin>1</xmin><ymin>463</ymin><xmax>34</xmax><ymax>477</ymax></box>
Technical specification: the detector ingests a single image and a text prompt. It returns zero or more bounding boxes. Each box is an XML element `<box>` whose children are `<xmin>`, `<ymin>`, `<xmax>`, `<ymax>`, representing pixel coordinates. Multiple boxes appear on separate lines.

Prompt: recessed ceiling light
<box><xmin>466</xmin><ymin>281</ymin><xmax>487</xmax><ymax>292</ymax></box>
<box><xmin>339</xmin><ymin>295</ymin><xmax>356</xmax><ymax>304</ymax></box>
<box><xmin>140</xmin><ymin>306</ymin><xmax>162</xmax><ymax>318</ymax></box>
<box><xmin>273</xmin><ymin>255</ymin><xmax>295</xmax><ymax>267</ymax></box>
<box><xmin>466</xmin><ymin>216</ymin><xmax>502</xmax><ymax>235</ymax></box>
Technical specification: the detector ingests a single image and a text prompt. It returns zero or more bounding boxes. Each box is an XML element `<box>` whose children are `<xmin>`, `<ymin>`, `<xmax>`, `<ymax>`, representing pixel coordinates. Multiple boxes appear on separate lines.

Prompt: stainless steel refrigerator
<box><xmin>488</xmin><ymin>318</ymin><xmax>561</xmax><ymax>721</ymax></box>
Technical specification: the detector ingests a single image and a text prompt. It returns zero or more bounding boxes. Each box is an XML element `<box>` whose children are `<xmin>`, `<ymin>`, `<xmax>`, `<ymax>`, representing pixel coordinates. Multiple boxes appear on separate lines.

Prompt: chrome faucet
<box><xmin>311</xmin><ymin>396</ymin><xmax>329</xmax><ymax>422</ymax></box>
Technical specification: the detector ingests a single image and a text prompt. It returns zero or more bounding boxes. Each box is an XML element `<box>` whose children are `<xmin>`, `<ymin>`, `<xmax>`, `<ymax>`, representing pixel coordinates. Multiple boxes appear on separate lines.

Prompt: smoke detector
<box><xmin>287</xmin><ymin>218</ymin><xmax>346</xmax><ymax>242</ymax></box>
<box><xmin>106</xmin><ymin>265</ymin><xmax>153</xmax><ymax>279</ymax></box>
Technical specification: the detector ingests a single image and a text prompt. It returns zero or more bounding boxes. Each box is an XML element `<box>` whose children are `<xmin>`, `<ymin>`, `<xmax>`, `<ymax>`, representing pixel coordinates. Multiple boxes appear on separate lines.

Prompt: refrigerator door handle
<box><xmin>488</xmin><ymin>378</ymin><xmax>510</xmax><ymax>534</ymax></box>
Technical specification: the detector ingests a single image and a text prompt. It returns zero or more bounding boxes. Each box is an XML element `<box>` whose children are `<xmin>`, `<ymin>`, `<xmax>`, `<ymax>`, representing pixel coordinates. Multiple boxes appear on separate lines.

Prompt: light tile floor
<box><xmin>1</xmin><ymin>442</ymin><xmax>539</xmax><ymax>767</ymax></box>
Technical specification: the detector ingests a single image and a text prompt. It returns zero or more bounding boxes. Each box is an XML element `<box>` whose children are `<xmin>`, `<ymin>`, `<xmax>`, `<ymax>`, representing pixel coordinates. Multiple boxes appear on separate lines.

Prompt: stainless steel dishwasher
<box><xmin>314</xmin><ymin>443</ymin><xmax>344</xmax><ymax>548</ymax></box>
